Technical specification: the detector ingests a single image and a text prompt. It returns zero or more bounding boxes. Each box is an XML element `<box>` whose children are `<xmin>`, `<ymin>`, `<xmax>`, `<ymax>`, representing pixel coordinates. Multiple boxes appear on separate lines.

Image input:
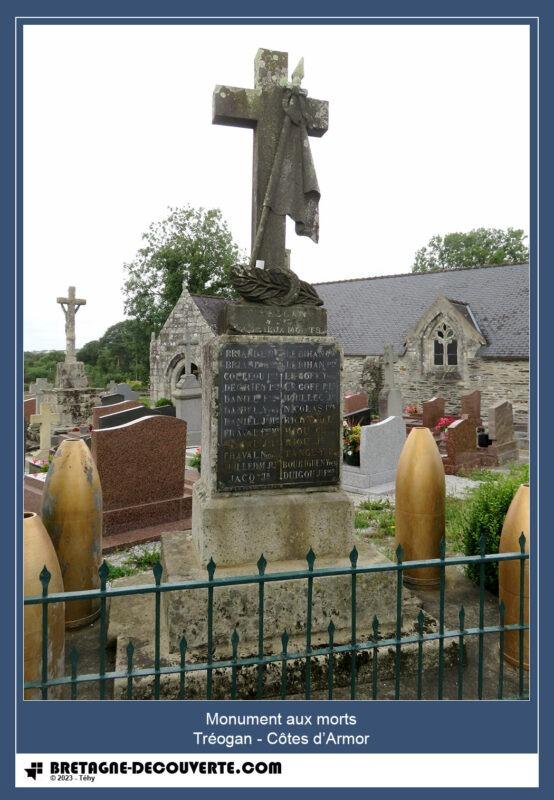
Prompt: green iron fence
<box><xmin>23</xmin><ymin>534</ymin><xmax>529</xmax><ymax>701</ymax></box>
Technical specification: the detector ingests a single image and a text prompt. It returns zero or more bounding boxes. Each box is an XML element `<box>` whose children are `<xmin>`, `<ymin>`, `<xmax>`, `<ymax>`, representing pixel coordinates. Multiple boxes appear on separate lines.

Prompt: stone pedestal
<box><xmin>192</xmin><ymin>333</ymin><xmax>353</xmax><ymax>567</ymax></box>
<box><xmin>55</xmin><ymin>361</ymin><xmax>89</xmax><ymax>389</ymax></box>
<box><xmin>172</xmin><ymin>374</ymin><xmax>202</xmax><ymax>447</ymax></box>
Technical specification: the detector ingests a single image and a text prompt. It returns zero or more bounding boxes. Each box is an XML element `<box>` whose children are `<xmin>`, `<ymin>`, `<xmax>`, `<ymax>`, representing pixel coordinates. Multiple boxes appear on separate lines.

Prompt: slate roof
<box><xmin>313</xmin><ymin>263</ymin><xmax>529</xmax><ymax>358</ymax></box>
<box><xmin>191</xmin><ymin>294</ymin><xmax>228</xmax><ymax>332</ymax></box>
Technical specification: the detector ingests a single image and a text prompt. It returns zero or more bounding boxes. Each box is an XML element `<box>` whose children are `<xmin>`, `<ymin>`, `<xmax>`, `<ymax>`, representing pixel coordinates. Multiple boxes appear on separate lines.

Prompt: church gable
<box><xmin>404</xmin><ymin>295</ymin><xmax>486</xmax><ymax>379</ymax></box>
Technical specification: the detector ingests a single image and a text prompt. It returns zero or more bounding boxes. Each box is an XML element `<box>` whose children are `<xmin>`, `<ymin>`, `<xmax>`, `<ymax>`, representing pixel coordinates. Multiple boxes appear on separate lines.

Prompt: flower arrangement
<box><xmin>189</xmin><ymin>447</ymin><xmax>201</xmax><ymax>472</ymax></box>
<box><xmin>343</xmin><ymin>423</ymin><xmax>362</xmax><ymax>456</ymax></box>
<box><xmin>404</xmin><ymin>403</ymin><xmax>420</xmax><ymax>416</ymax></box>
<box><xmin>434</xmin><ymin>415</ymin><xmax>457</xmax><ymax>434</ymax></box>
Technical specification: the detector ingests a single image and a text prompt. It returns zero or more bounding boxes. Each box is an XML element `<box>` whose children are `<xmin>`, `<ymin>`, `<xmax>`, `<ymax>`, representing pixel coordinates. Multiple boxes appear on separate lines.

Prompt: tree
<box><xmin>77</xmin><ymin>319</ymin><xmax>152</xmax><ymax>386</ymax></box>
<box><xmin>123</xmin><ymin>206</ymin><xmax>244</xmax><ymax>330</ymax></box>
<box><xmin>24</xmin><ymin>351</ymin><xmax>65</xmax><ymax>387</ymax></box>
<box><xmin>411</xmin><ymin>228</ymin><xmax>528</xmax><ymax>273</ymax></box>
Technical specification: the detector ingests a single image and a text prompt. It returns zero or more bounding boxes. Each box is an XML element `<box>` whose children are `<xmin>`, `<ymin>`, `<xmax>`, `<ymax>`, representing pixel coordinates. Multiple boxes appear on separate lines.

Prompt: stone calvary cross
<box><xmin>213</xmin><ymin>48</ymin><xmax>328</xmax><ymax>272</ymax></box>
<box><xmin>57</xmin><ymin>286</ymin><xmax>86</xmax><ymax>364</ymax></box>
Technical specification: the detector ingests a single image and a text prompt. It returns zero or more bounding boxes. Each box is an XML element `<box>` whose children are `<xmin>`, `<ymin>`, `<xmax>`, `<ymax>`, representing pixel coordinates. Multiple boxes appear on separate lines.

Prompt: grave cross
<box><xmin>57</xmin><ymin>286</ymin><xmax>86</xmax><ymax>364</ymax></box>
<box><xmin>213</xmin><ymin>48</ymin><xmax>328</xmax><ymax>271</ymax></box>
<box><xmin>179</xmin><ymin>322</ymin><xmax>199</xmax><ymax>376</ymax></box>
<box><xmin>383</xmin><ymin>344</ymin><xmax>398</xmax><ymax>389</ymax></box>
<box><xmin>30</xmin><ymin>402</ymin><xmax>56</xmax><ymax>456</ymax></box>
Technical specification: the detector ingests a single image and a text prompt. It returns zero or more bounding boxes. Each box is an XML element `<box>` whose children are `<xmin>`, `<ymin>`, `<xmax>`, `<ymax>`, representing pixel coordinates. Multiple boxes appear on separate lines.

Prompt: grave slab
<box><xmin>342</xmin><ymin>416</ymin><xmax>406</xmax><ymax>494</ymax></box>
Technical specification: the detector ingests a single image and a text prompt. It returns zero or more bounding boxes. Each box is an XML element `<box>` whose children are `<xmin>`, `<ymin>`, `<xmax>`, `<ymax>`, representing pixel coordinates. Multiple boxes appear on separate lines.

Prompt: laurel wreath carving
<box><xmin>231</xmin><ymin>265</ymin><xmax>323</xmax><ymax>307</ymax></box>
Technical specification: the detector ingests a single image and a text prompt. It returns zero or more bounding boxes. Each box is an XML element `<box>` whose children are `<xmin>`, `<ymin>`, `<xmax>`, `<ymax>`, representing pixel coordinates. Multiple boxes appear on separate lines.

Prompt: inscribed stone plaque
<box><xmin>217</xmin><ymin>342</ymin><xmax>340</xmax><ymax>491</ymax></box>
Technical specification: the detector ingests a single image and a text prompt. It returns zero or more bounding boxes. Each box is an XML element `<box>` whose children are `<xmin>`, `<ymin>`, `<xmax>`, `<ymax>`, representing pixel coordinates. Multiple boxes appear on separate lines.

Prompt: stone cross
<box><xmin>30</xmin><ymin>402</ymin><xmax>56</xmax><ymax>456</ymax></box>
<box><xmin>383</xmin><ymin>344</ymin><xmax>398</xmax><ymax>389</ymax></box>
<box><xmin>213</xmin><ymin>48</ymin><xmax>328</xmax><ymax>271</ymax></box>
<box><xmin>179</xmin><ymin>323</ymin><xmax>199</xmax><ymax>376</ymax></box>
<box><xmin>57</xmin><ymin>286</ymin><xmax>86</xmax><ymax>364</ymax></box>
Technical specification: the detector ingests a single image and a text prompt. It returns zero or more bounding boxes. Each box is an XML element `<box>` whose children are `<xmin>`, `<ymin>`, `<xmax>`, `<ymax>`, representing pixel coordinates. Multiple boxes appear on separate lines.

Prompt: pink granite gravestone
<box><xmin>443</xmin><ymin>416</ymin><xmax>497</xmax><ymax>475</ymax></box>
<box><xmin>460</xmin><ymin>390</ymin><xmax>482</xmax><ymax>426</ymax></box>
<box><xmin>92</xmin><ymin>399</ymin><xmax>144</xmax><ymax>429</ymax></box>
<box><xmin>344</xmin><ymin>391</ymin><xmax>369</xmax><ymax>414</ymax></box>
<box><xmin>24</xmin><ymin>397</ymin><xmax>36</xmax><ymax>421</ymax></box>
<box><xmin>422</xmin><ymin>396</ymin><xmax>445</xmax><ymax>430</ymax></box>
<box><xmin>91</xmin><ymin>415</ymin><xmax>188</xmax><ymax>535</ymax></box>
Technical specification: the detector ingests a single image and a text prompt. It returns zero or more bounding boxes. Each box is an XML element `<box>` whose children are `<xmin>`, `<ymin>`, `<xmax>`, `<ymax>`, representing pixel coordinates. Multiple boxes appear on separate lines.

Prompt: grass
<box><xmin>354</xmin><ymin>498</ymin><xmax>395</xmax><ymax>538</ymax></box>
<box><xmin>460</xmin><ymin>462</ymin><xmax>529</xmax><ymax>484</ymax></box>
<box><xmin>106</xmin><ymin>547</ymin><xmax>160</xmax><ymax>580</ymax></box>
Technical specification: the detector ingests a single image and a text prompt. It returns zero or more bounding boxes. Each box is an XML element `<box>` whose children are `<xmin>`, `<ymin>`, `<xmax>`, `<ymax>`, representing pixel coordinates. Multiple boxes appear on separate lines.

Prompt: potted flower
<box><xmin>404</xmin><ymin>403</ymin><xmax>421</xmax><ymax>417</ymax></box>
<box><xmin>189</xmin><ymin>447</ymin><xmax>201</xmax><ymax>473</ymax></box>
<box><xmin>434</xmin><ymin>415</ymin><xmax>457</xmax><ymax>441</ymax></box>
<box><xmin>343</xmin><ymin>422</ymin><xmax>361</xmax><ymax>466</ymax></box>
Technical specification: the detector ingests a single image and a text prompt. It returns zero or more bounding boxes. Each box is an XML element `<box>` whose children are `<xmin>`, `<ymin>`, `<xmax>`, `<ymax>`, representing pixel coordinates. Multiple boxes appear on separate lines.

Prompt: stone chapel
<box><xmin>150</xmin><ymin>262</ymin><xmax>529</xmax><ymax>425</ymax></box>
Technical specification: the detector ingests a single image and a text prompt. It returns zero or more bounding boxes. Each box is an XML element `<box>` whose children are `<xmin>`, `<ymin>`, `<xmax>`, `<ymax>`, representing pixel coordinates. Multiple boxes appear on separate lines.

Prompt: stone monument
<box><xmin>342</xmin><ymin>416</ymin><xmax>406</xmax><ymax>494</ymax></box>
<box><xmin>159</xmin><ymin>48</ymin><xmax>399</xmax><ymax>681</ymax></box>
<box><xmin>378</xmin><ymin>343</ymin><xmax>403</xmax><ymax>419</ymax></box>
<box><xmin>55</xmin><ymin>286</ymin><xmax>89</xmax><ymax>389</ymax></box>
<box><xmin>29</xmin><ymin>402</ymin><xmax>57</xmax><ymax>460</ymax></box>
<box><xmin>172</xmin><ymin>321</ymin><xmax>202</xmax><ymax>447</ymax></box>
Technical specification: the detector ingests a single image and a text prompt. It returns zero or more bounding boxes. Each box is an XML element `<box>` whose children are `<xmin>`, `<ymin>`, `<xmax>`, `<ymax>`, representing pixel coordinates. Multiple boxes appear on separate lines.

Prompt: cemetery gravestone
<box><xmin>112</xmin><ymin>383</ymin><xmax>140</xmax><ymax>402</ymax></box>
<box><xmin>422</xmin><ymin>396</ymin><xmax>446</xmax><ymax>430</ymax></box>
<box><xmin>91</xmin><ymin>415</ymin><xmax>188</xmax><ymax>535</ymax></box>
<box><xmin>488</xmin><ymin>400</ymin><xmax>519</xmax><ymax>464</ymax></box>
<box><xmin>378</xmin><ymin>344</ymin><xmax>403</xmax><ymax>418</ymax></box>
<box><xmin>172</xmin><ymin>325</ymin><xmax>202</xmax><ymax>447</ymax></box>
<box><xmin>101</xmin><ymin>393</ymin><xmax>124</xmax><ymax>406</ymax></box>
<box><xmin>460</xmin><ymin>389</ymin><xmax>482</xmax><ymax>426</ymax></box>
<box><xmin>98</xmin><ymin>403</ymin><xmax>176</xmax><ymax>430</ymax></box>
<box><xmin>29</xmin><ymin>402</ymin><xmax>57</xmax><ymax>459</ymax></box>
<box><xmin>344</xmin><ymin>391</ymin><xmax>369</xmax><ymax>414</ymax></box>
<box><xmin>342</xmin><ymin>416</ymin><xmax>406</xmax><ymax>494</ymax></box>
<box><xmin>92</xmin><ymin>399</ymin><xmax>144</xmax><ymax>429</ymax></box>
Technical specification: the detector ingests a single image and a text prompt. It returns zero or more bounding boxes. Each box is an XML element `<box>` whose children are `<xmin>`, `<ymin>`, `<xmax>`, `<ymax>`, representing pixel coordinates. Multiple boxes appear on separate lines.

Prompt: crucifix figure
<box><xmin>213</xmin><ymin>48</ymin><xmax>328</xmax><ymax>274</ymax></box>
<box><xmin>57</xmin><ymin>286</ymin><xmax>86</xmax><ymax>364</ymax></box>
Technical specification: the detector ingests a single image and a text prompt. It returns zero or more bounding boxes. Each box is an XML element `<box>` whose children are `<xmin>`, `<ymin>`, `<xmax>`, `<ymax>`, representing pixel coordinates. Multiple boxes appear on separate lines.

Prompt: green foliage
<box><xmin>122</xmin><ymin>205</ymin><xmax>244</xmax><ymax>330</ymax></box>
<box><xmin>78</xmin><ymin>319</ymin><xmax>152</xmax><ymax>387</ymax></box>
<box><xmin>360</xmin><ymin>359</ymin><xmax>383</xmax><ymax>417</ymax></box>
<box><xmin>354</xmin><ymin>499</ymin><xmax>395</xmax><ymax>537</ymax></box>
<box><xmin>189</xmin><ymin>448</ymin><xmax>201</xmax><ymax>472</ymax></box>
<box><xmin>106</xmin><ymin>547</ymin><xmax>160</xmax><ymax>580</ymax></box>
<box><xmin>155</xmin><ymin>397</ymin><xmax>174</xmax><ymax>408</ymax></box>
<box><xmin>454</xmin><ymin>463</ymin><xmax>529</xmax><ymax>594</ymax></box>
<box><xmin>412</xmin><ymin>228</ymin><xmax>528</xmax><ymax>273</ymax></box>
<box><xmin>24</xmin><ymin>350</ymin><xmax>65</xmax><ymax>387</ymax></box>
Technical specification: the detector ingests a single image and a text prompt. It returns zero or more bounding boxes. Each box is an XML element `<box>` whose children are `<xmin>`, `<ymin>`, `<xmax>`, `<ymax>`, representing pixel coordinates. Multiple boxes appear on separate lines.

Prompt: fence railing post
<box><xmin>39</xmin><ymin>566</ymin><xmax>51</xmax><ymax>701</ymax></box>
<box><xmin>206</xmin><ymin>557</ymin><xmax>216</xmax><ymax>700</ymax></box>
<box><xmin>256</xmin><ymin>554</ymin><xmax>267</xmax><ymax>699</ymax></box>
<box><xmin>98</xmin><ymin>561</ymin><xmax>109</xmax><ymax>699</ymax></box>
<box><xmin>395</xmin><ymin>544</ymin><xmax>404</xmax><ymax>700</ymax></box>
<box><xmin>350</xmin><ymin>546</ymin><xmax>358</xmax><ymax>700</ymax></box>
<box><xmin>437</xmin><ymin>537</ymin><xmax>446</xmax><ymax>699</ymax></box>
<box><xmin>305</xmin><ymin>548</ymin><xmax>315</xmax><ymax>700</ymax></box>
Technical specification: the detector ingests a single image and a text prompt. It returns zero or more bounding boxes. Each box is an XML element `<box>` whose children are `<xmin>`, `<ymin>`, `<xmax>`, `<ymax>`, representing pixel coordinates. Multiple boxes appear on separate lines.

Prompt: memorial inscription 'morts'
<box><xmin>218</xmin><ymin>342</ymin><xmax>341</xmax><ymax>491</ymax></box>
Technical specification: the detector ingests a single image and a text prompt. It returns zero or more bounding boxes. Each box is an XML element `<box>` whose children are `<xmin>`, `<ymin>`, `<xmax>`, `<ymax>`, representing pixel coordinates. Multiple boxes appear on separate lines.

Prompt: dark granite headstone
<box><xmin>217</xmin><ymin>341</ymin><xmax>341</xmax><ymax>491</ymax></box>
<box><xmin>99</xmin><ymin>403</ymin><xmax>176</xmax><ymax>430</ymax></box>
<box><xmin>101</xmin><ymin>393</ymin><xmax>124</xmax><ymax>406</ymax></box>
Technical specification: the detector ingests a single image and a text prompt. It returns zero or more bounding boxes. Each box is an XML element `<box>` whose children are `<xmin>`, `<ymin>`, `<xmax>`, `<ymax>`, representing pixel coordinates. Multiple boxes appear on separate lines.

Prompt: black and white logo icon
<box><xmin>24</xmin><ymin>762</ymin><xmax>43</xmax><ymax>780</ymax></box>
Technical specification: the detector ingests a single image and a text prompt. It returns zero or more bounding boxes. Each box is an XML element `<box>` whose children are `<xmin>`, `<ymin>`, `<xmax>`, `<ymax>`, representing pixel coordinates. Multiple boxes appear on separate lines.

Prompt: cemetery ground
<box><xmin>62</xmin><ymin>462</ymin><xmax>528</xmax><ymax>701</ymax></box>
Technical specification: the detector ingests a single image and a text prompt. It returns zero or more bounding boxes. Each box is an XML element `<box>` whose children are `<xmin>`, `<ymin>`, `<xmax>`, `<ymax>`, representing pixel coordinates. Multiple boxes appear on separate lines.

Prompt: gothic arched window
<box><xmin>433</xmin><ymin>322</ymin><xmax>458</xmax><ymax>367</ymax></box>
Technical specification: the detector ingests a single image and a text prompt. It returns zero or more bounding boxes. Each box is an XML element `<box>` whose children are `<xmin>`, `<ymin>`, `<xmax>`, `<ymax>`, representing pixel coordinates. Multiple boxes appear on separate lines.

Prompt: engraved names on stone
<box><xmin>217</xmin><ymin>342</ymin><xmax>340</xmax><ymax>491</ymax></box>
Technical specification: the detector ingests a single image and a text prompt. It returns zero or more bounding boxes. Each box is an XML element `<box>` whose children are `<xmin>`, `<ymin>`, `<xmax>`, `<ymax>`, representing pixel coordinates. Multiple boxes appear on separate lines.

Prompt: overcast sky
<box><xmin>23</xmin><ymin>23</ymin><xmax>530</xmax><ymax>351</ymax></box>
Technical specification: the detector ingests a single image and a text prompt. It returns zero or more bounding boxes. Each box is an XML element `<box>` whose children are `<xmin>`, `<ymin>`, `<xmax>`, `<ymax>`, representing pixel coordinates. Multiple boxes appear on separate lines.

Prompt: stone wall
<box><xmin>150</xmin><ymin>289</ymin><xmax>216</xmax><ymax>404</ymax></box>
<box><xmin>343</xmin><ymin>353</ymin><xmax>529</xmax><ymax>425</ymax></box>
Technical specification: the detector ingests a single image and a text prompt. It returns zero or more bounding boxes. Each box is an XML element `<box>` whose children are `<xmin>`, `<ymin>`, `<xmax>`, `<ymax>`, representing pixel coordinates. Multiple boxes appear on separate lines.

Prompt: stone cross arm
<box><xmin>213</xmin><ymin>85</ymin><xmax>329</xmax><ymax>136</ymax></box>
<box><xmin>57</xmin><ymin>295</ymin><xmax>86</xmax><ymax>308</ymax></box>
